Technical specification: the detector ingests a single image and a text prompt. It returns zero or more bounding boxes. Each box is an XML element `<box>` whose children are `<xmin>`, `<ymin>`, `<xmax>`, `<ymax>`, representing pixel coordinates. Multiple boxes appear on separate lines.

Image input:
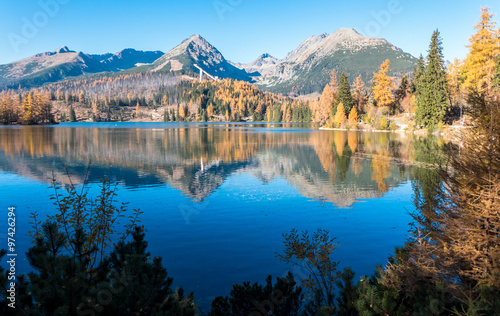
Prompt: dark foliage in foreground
<box><xmin>1</xmin><ymin>224</ymin><xmax>196</xmax><ymax>316</ymax></box>
<box><xmin>209</xmin><ymin>272</ymin><xmax>303</xmax><ymax>316</ymax></box>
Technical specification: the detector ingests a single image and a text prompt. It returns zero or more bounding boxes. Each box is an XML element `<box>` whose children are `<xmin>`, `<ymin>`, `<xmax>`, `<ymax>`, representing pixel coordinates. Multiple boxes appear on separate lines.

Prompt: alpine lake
<box><xmin>0</xmin><ymin>122</ymin><xmax>448</xmax><ymax>311</ymax></box>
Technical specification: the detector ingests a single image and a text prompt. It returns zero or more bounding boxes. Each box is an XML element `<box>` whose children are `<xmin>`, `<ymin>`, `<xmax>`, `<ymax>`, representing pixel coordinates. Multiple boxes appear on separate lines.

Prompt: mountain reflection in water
<box><xmin>0</xmin><ymin>123</ymin><xmax>447</xmax><ymax>207</ymax></box>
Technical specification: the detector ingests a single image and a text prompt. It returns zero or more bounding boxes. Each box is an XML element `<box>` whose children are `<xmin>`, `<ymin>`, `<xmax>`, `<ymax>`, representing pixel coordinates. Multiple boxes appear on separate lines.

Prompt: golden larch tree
<box><xmin>447</xmin><ymin>58</ymin><xmax>465</xmax><ymax>108</ymax></box>
<box><xmin>352</xmin><ymin>75</ymin><xmax>366</xmax><ymax>113</ymax></box>
<box><xmin>461</xmin><ymin>7</ymin><xmax>500</xmax><ymax>93</ymax></box>
<box><xmin>348</xmin><ymin>106</ymin><xmax>358</xmax><ymax>127</ymax></box>
<box><xmin>333</xmin><ymin>102</ymin><xmax>347</xmax><ymax>127</ymax></box>
<box><xmin>315</xmin><ymin>84</ymin><xmax>335</xmax><ymax>125</ymax></box>
<box><xmin>23</xmin><ymin>93</ymin><xmax>34</xmax><ymax>124</ymax></box>
<box><xmin>372</xmin><ymin>59</ymin><xmax>394</xmax><ymax>107</ymax></box>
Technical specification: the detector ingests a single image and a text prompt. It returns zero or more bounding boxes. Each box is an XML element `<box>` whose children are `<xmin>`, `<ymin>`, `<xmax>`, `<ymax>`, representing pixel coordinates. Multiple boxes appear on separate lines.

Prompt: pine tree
<box><xmin>69</xmin><ymin>105</ymin><xmax>76</xmax><ymax>122</ymax></box>
<box><xmin>415</xmin><ymin>30</ymin><xmax>450</xmax><ymax>128</ymax></box>
<box><xmin>462</xmin><ymin>7</ymin><xmax>500</xmax><ymax>94</ymax></box>
<box><xmin>411</xmin><ymin>55</ymin><xmax>425</xmax><ymax>94</ymax></box>
<box><xmin>209</xmin><ymin>273</ymin><xmax>303</xmax><ymax>316</ymax></box>
<box><xmin>336</xmin><ymin>73</ymin><xmax>354</xmax><ymax>116</ymax></box>
<box><xmin>372</xmin><ymin>59</ymin><xmax>394</xmax><ymax>108</ymax></box>
<box><xmin>395</xmin><ymin>74</ymin><xmax>409</xmax><ymax>111</ymax></box>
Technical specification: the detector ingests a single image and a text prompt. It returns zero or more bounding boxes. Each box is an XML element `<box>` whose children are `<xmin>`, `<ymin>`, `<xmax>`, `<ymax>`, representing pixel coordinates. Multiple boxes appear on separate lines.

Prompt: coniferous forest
<box><xmin>1</xmin><ymin>6</ymin><xmax>500</xmax><ymax>316</ymax></box>
<box><xmin>0</xmin><ymin>8</ymin><xmax>496</xmax><ymax>133</ymax></box>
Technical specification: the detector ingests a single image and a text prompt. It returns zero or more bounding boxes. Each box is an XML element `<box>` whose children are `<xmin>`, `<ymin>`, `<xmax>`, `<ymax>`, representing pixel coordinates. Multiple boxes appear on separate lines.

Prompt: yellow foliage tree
<box><xmin>348</xmin><ymin>106</ymin><xmax>358</xmax><ymax>127</ymax></box>
<box><xmin>207</xmin><ymin>103</ymin><xmax>214</xmax><ymax>118</ymax></box>
<box><xmin>92</xmin><ymin>100</ymin><xmax>98</xmax><ymax>117</ymax></box>
<box><xmin>462</xmin><ymin>7</ymin><xmax>500</xmax><ymax>93</ymax></box>
<box><xmin>352</xmin><ymin>75</ymin><xmax>366</xmax><ymax>113</ymax></box>
<box><xmin>372</xmin><ymin>59</ymin><xmax>394</xmax><ymax>107</ymax></box>
<box><xmin>447</xmin><ymin>58</ymin><xmax>465</xmax><ymax>109</ymax></box>
<box><xmin>315</xmin><ymin>84</ymin><xmax>335</xmax><ymax>125</ymax></box>
<box><xmin>334</xmin><ymin>102</ymin><xmax>347</xmax><ymax>127</ymax></box>
<box><xmin>23</xmin><ymin>93</ymin><xmax>34</xmax><ymax>124</ymax></box>
<box><xmin>178</xmin><ymin>104</ymin><xmax>186</xmax><ymax>120</ymax></box>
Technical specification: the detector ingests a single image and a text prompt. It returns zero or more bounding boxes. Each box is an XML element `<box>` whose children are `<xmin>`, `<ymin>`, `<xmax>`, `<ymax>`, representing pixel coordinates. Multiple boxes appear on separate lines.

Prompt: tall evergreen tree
<box><xmin>395</xmin><ymin>74</ymin><xmax>409</xmax><ymax>103</ymax></box>
<box><xmin>68</xmin><ymin>105</ymin><xmax>77</xmax><ymax>122</ymax></box>
<box><xmin>415</xmin><ymin>30</ymin><xmax>450</xmax><ymax>128</ymax></box>
<box><xmin>336</xmin><ymin>73</ymin><xmax>354</xmax><ymax>116</ymax></box>
<box><xmin>411</xmin><ymin>55</ymin><xmax>425</xmax><ymax>94</ymax></box>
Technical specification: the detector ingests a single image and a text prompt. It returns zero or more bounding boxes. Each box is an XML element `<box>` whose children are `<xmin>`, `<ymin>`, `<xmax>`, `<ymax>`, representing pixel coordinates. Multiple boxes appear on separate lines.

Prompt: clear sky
<box><xmin>0</xmin><ymin>0</ymin><xmax>499</xmax><ymax>65</ymax></box>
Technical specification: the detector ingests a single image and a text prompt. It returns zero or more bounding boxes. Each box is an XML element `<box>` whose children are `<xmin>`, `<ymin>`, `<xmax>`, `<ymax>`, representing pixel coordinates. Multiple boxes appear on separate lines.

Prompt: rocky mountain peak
<box><xmin>54</xmin><ymin>46</ymin><xmax>74</xmax><ymax>54</ymax></box>
<box><xmin>183</xmin><ymin>34</ymin><xmax>210</xmax><ymax>47</ymax></box>
<box><xmin>160</xmin><ymin>34</ymin><xmax>224</xmax><ymax>66</ymax></box>
<box><xmin>258</xmin><ymin>53</ymin><xmax>276</xmax><ymax>60</ymax></box>
<box><xmin>284</xmin><ymin>28</ymin><xmax>388</xmax><ymax>64</ymax></box>
<box><xmin>331</xmin><ymin>27</ymin><xmax>360</xmax><ymax>37</ymax></box>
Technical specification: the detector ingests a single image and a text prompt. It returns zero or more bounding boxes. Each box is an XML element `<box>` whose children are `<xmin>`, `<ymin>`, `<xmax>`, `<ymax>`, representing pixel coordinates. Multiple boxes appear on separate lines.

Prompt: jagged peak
<box><xmin>331</xmin><ymin>27</ymin><xmax>361</xmax><ymax>36</ymax></box>
<box><xmin>259</xmin><ymin>53</ymin><xmax>277</xmax><ymax>59</ymax></box>
<box><xmin>183</xmin><ymin>34</ymin><xmax>209</xmax><ymax>45</ymax></box>
<box><xmin>118</xmin><ymin>48</ymin><xmax>137</xmax><ymax>53</ymax></box>
<box><xmin>54</xmin><ymin>46</ymin><xmax>74</xmax><ymax>54</ymax></box>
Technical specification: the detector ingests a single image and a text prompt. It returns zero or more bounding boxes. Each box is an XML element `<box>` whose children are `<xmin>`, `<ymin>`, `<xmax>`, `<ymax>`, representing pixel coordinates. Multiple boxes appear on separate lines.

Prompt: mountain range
<box><xmin>0</xmin><ymin>28</ymin><xmax>418</xmax><ymax>94</ymax></box>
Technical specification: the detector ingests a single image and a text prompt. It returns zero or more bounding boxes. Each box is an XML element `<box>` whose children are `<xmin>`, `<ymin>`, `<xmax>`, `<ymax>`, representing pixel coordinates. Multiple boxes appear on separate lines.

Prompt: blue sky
<box><xmin>0</xmin><ymin>0</ymin><xmax>499</xmax><ymax>65</ymax></box>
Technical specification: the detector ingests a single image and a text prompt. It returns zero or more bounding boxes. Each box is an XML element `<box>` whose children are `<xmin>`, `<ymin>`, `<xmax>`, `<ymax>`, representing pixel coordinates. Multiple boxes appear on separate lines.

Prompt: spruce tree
<box><xmin>395</xmin><ymin>74</ymin><xmax>409</xmax><ymax>107</ymax></box>
<box><xmin>336</xmin><ymin>73</ymin><xmax>354</xmax><ymax>116</ymax></box>
<box><xmin>411</xmin><ymin>55</ymin><xmax>425</xmax><ymax>94</ymax></box>
<box><xmin>415</xmin><ymin>30</ymin><xmax>450</xmax><ymax>128</ymax></box>
<box><xmin>69</xmin><ymin>105</ymin><xmax>77</xmax><ymax>122</ymax></box>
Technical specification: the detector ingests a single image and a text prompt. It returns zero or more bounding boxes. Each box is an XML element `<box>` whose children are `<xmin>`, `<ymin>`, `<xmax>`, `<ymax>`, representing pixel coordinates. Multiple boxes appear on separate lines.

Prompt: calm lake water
<box><xmin>0</xmin><ymin>122</ymin><xmax>445</xmax><ymax>311</ymax></box>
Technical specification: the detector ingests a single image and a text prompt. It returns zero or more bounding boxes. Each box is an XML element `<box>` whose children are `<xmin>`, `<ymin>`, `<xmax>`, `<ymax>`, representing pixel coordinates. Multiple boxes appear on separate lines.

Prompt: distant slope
<box><xmin>0</xmin><ymin>29</ymin><xmax>417</xmax><ymax>94</ymax></box>
<box><xmin>0</xmin><ymin>47</ymin><xmax>164</xmax><ymax>89</ymax></box>
<box><xmin>127</xmin><ymin>35</ymin><xmax>255</xmax><ymax>81</ymax></box>
<box><xmin>94</xmin><ymin>48</ymin><xmax>164</xmax><ymax>72</ymax></box>
<box><xmin>238</xmin><ymin>28</ymin><xmax>417</xmax><ymax>94</ymax></box>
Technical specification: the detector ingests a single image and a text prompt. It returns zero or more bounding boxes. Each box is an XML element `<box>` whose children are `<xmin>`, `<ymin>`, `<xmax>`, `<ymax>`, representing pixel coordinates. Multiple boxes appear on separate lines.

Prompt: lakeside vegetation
<box><xmin>0</xmin><ymin>8</ymin><xmax>497</xmax><ymax>134</ymax></box>
<box><xmin>0</xmin><ymin>7</ymin><xmax>499</xmax><ymax>316</ymax></box>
